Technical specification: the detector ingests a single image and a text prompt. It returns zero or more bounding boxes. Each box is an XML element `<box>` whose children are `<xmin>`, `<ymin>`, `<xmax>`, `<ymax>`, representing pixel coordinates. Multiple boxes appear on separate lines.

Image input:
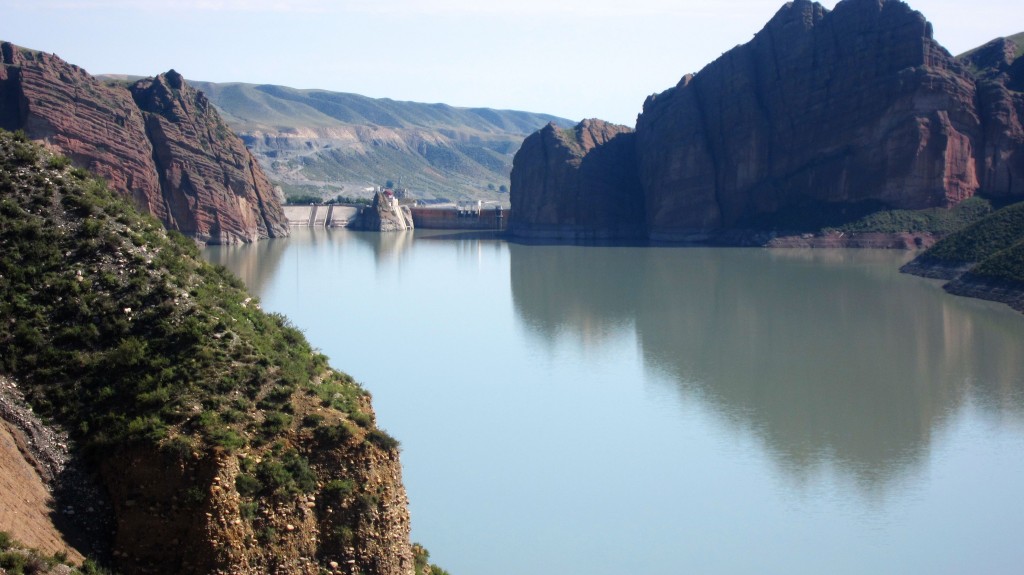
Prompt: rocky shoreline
<box><xmin>898</xmin><ymin>257</ymin><xmax>973</xmax><ymax>281</ymax></box>
<box><xmin>509</xmin><ymin>228</ymin><xmax>943</xmax><ymax>249</ymax></box>
<box><xmin>943</xmin><ymin>274</ymin><xmax>1024</xmax><ymax>313</ymax></box>
<box><xmin>899</xmin><ymin>260</ymin><xmax>1024</xmax><ymax>314</ymax></box>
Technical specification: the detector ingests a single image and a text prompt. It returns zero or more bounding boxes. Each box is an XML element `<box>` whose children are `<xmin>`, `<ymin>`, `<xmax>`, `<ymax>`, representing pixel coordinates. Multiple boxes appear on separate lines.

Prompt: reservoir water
<box><xmin>206</xmin><ymin>229</ymin><xmax>1024</xmax><ymax>575</ymax></box>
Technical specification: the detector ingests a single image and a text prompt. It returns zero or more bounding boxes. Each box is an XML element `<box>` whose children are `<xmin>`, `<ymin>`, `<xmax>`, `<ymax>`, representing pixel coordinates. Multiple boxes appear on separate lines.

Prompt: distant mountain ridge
<box><xmin>188</xmin><ymin>80</ymin><xmax>575</xmax><ymax>203</ymax></box>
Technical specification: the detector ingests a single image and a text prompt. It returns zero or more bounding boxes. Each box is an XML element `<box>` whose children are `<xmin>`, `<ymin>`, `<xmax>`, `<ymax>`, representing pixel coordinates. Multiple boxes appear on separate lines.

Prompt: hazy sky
<box><xmin>6</xmin><ymin>0</ymin><xmax>1023</xmax><ymax>125</ymax></box>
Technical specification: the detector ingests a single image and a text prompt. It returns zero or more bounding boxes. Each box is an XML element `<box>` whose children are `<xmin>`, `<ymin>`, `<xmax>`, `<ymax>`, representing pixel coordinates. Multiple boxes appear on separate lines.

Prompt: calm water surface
<box><xmin>206</xmin><ymin>229</ymin><xmax>1024</xmax><ymax>575</ymax></box>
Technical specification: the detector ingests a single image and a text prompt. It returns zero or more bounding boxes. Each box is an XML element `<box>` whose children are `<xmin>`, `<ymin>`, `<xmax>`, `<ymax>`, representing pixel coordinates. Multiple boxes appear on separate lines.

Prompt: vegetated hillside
<box><xmin>189</xmin><ymin>80</ymin><xmax>574</xmax><ymax>203</ymax></box>
<box><xmin>959</xmin><ymin>31</ymin><xmax>1024</xmax><ymax>62</ymax></box>
<box><xmin>901</xmin><ymin>200</ymin><xmax>1024</xmax><ymax>312</ymax></box>
<box><xmin>0</xmin><ymin>42</ymin><xmax>288</xmax><ymax>244</ymax></box>
<box><xmin>0</xmin><ymin>129</ymin><xmax>423</xmax><ymax>574</ymax></box>
<box><xmin>510</xmin><ymin>0</ymin><xmax>1024</xmax><ymax>243</ymax></box>
<box><xmin>912</xmin><ymin>201</ymin><xmax>1024</xmax><ymax>267</ymax></box>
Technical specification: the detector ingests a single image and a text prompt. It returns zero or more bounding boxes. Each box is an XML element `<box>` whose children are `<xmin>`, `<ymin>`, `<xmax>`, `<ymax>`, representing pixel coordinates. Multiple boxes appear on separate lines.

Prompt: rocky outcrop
<box><xmin>355</xmin><ymin>191</ymin><xmax>414</xmax><ymax>232</ymax></box>
<box><xmin>97</xmin><ymin>404</ymin><xmax>413</xmax><ymax>575</ymax></box>
<box><xmin>129</xmin><ymin>71</ymin><xmax>288</xmax><ymax>244</ymax></box>
<box><xmin>965</xmin><ymin>37</ymin><xmax>1024</xmax><ymax>200</ymax></box>
<box><xmin>638</xmin><ymin>0</ymin><xmax>982</xmax><ymax>238</ymax></box>
<box><xmin>942</xmin><ymin>273</ymin><xmax>1024</xmax><ymax>313</ymax></box>
<box><xmin>0</xmin><ymin>43</ymin><xmax>163</xmax><ymax>213</ymax></box>
<box><xmin>509</xmin><ymin>120</ymin><xmax>644</xmax><ymax>240</ymax></box>
<box><xmin>509</xmin><ymin>0</ymin><xmax>1024</xmax><ymax>242</ymax></box>
<box><xmin>0</xmin><ymin>376</ymin><xmax>104</xmax><ymax>563</ymax></box>
<box><xmin>0</xmin><ymin>41</ymin><xmax>288</xmax><ymax>244</ymax></box>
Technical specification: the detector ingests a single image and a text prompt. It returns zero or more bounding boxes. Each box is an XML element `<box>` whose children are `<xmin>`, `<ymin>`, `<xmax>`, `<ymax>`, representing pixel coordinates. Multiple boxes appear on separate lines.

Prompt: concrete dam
<box><xmin>284</xmin><ymin>204</ymin><xmax>510</xmax><ymax>231</ymax></box>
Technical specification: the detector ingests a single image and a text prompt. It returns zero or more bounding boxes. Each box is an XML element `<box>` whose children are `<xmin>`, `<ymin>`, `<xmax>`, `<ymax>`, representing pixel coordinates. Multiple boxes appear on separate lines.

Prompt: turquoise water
<box><xmin>206</xmin><ymin>229</ymin><xmax>1024</xmax><ymax>575</ymax></box>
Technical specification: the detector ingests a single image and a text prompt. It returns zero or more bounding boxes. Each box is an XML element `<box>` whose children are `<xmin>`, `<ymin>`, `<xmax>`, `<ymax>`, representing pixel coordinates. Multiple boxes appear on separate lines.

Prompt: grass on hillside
<box><xmin>957</xmin><ymin>31</ymin><xmax>1024</xmax><ymax>61</ymax></box>
<box><xmin>912</xmin><ymin>199</ymin><xmax>1024</xmax><ymax>283</ymax></box>
<box><xmin>0</xmin><ymin>129</ymin><xmax>389</xmax><ymax>466</ymax></box>
<box><xmin>830</xmin><ymin>196</ymin><xmax>997</xmax><ymax>234</ymax></box>
<box><xmin>0</xmin><ymin>531</ymin><xmax>109</xmax><ymax>575</ymax></box>
<box><xmin>968</xmin><ymin>242</ymin><xmax>1024</xmax><ymax>282</ymax></box>
<box><xmin>918</xmin><ymin>200</ymin><xmax>1024</xmax><ymax>263</ymax></box>
<box><xmin>742</xmin><ymin>196</ymin><xmax>996</xmax><ymax>234</ymax></box>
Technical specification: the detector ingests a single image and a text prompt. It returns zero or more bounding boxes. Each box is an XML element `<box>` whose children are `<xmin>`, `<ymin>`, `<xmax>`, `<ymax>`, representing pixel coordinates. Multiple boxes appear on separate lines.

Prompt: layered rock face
<box><xmin>0</xmin><ymin>42</ymin><xmax>288</xmax><ymax>244</ymax></box>
<box><xmin>638</xmin><ymin>0</ymin><xmax>982</xmax><ymax>239</ymax></box>
<box><xmin>510</xmin><ymin>120</ymin><xmax>644</xmax><ymax>240</ymax></box>
<box><xmin>356</xmin><ymin>191</ymin><xmax>414</xmax><ymax>231</ymax></box>
<box><xmin>510</xmin><ymin>0</ymin><xmax>1024</xmax><ymax>241</ymax></box>
<box><xmin>129</xmin><ymin>71</ymin><xmax>288</xmax><ymax>243</ymax></box>
<box><xmin>97</xmin><ymin>408</ymin><xmax>413</xmax><ymax>575</ymax></box>
<box><xmin>0</xmin><ymin>43</ymin><xmax>163</xmax><ymax>213</ymax></box>
<box><xmin>965</xmin><ymin>37</ymin><xmax>1024</xmax><ymax>200</ymax></box>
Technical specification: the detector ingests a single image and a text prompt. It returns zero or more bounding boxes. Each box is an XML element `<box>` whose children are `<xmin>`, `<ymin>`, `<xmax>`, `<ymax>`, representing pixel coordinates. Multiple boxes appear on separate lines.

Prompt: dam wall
<box><xmin>283</xmin><ymin>204</ymin><xmax>361</xmax><ymax>227</ymax></box>
<box><xmin>284</xmin><ymin>204</ymin><xmax>510</xmax><ymax>231</ymax></box>
<box><xmin>410</xmin><ymin>206</ymin><xmax>509</xmax><ymax>231</ymax></box>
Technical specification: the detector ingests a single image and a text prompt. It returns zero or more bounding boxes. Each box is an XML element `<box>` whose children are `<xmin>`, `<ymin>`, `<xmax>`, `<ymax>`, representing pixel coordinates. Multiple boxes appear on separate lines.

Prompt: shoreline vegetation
<box><xmin>900</xmin><ymin>200</ymin><xmax>1024</xmax><ymax>313</ymax></box>
<box><xmin>0</xmin><ymin>129</ymin><xmax>445</xmax><ymax>574</ymax></box>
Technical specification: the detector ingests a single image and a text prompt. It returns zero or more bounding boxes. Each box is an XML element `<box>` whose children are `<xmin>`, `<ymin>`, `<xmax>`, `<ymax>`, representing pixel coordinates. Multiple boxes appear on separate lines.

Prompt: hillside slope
<box><xmin>0</xmin><ymin>129</ymin><xmax>414</xmax><ymax>574</ymax></box>
<box><xmin>902</xmin><ymin>200</ymin><xmax>1024</xmax><ymax>312</ymax></box>
<box><xmin>189</xmin><ymin>81</ymin><xmax>573</xmax><ymax>203</ymax></box>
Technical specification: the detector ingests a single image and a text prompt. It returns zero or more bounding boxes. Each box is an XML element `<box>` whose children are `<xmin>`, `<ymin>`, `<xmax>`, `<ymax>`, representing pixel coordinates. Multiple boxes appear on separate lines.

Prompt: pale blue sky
<box><xmin>5</xmin><ymin>0</ymin><xmax>1023</xmax><ymax>125</ymax></box>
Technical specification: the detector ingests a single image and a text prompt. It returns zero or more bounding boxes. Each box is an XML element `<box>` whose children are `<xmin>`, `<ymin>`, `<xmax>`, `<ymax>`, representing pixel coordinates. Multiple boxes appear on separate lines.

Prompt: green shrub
<box><xmin>315</xmin><ymin>423</ymin><xmax>353</xmax><ymax>445</ymax></box>
<box><xmin>257</xmin><ymin>526</ymin><xmax>277</xmax><ymax>544</ymax></box>
<box><xmin>0</xmin><ymin>129</ymin><xmax>384</xmax><ymax>544</ymax></box>
<box><xmin>47</xmin><ymin>155</ymin><xmax>72</xmax><ymax>170</ymax></box>
<box><xmin>350</xmin><ymin>411</ymin><xmax>373</xmax><ymax>428</ymax></box>
<box><xmin>301</xmin><ymin>413</ymin><xmax>325</xmax><ymax>428</ymax></box>
<box><xmin>209</xmin><ymin>427</ymin><xmax>247</xmax><ymax>450</ymax></box>
<box><xmin>262</xmin><ymin>411</ymin><xmax>292</xmax><ymax>434</ymax></box>
<box><xmin>253</xmin><ymin>450</ymin><xmax>316</xmax><ymax>494</ymax></box>
<box><xmin>256</xmin><ymin>459</ymin><xmax>292</xmax><ymax>493</ymax></box>
<box><xmin>236</xmin><ymin>473</ymin><xmax>262</xmax><ymax>497</ymax></box>
<box><xmin>366</xmin><ymin>429</ymin><xmax>400</xmax><ymax>451</ymax></box>
<box><xmin>182</xmin><ymin>486</ymin><xmax>206</xmax><ymax>506</ymax></box>
<box><xmin>81</xmin><ymin>558</ymin><xmax>112</xmax><ymax>575</ymax></box>
<box><xmin>323</xmin><ymin>478</ymin><xmax>355</xmax><ymax>499</ymax></box>
<box><xmin>239</xmin><ymin>500</ymin><xmax>258</xmax><ymax>521</ymax></box>
<box><xmin>330</xmin><ymin>526</ymin><xmax>356</xmax><ymax>547</ymax></box>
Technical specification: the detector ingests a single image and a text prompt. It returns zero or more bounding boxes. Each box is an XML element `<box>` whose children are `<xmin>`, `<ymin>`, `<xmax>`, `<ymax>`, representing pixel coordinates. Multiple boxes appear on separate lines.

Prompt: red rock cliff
<box><xmin>510</xmin><ymin>0</ymin><xmax>1024</xmax><ymax>241</ymax></box>
<box><xmin>0</xmin><ymin>42</ymin><xmax>288</xmax><ymax>244</ymax></box>
<box><xmin>964</xmin><ymin>36</ymin><xmax>1024</xmax><ymax>200</ymax></box>
<box><xmin>510</xmin><ymin>119</ymin><xmax>644</xmax><ymax>240</ymax></box>
<box><xmin>637</xmin><ymin>0</ymin><xmax>981</xmax><ymax>239</ymax></box>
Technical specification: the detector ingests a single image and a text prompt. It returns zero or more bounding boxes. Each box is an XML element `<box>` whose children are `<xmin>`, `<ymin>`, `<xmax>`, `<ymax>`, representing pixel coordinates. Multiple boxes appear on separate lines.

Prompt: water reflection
<box><xmin>204</xmin><ymin>235</ymin><xmax>291</xmax><ymax>294</ymax></box>
<box><xmin>510</xmin><ymin>244</ymin><xmax>1024</xmax><ymax>491</ymax></box>
<box><xmin>348</xmin><ymin>229</ymin><xmax>416</xmax><ymax>264</ymax></box>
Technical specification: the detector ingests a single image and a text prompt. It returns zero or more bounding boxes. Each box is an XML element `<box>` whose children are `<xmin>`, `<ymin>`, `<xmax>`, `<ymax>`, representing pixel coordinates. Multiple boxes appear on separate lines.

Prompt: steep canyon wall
<box><xmin>0</xmin><ymin>42</ymin><xmax>288</xmax><ymax>244</ymax></box>
<box><xmin>510</xmin><ymin>0</ymin><xmax>1024</xmax><ymax>240</ymax></box>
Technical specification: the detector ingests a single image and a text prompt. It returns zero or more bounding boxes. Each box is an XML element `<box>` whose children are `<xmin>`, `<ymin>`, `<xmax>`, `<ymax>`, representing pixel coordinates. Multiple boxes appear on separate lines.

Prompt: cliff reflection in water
<box><xmin>205</xmin><ymin>228</ymin><xmax>422</xmax><ymax>293</ymax></box>
<box><xmin>204</xmin><ymin>233</ymin><xmax>291</xmax><ymax>295</ymax></box>
<box><xmin>510</xmin><ymin>243</ymin><xmax>1024</xmax><ymax>490</ymax></box>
